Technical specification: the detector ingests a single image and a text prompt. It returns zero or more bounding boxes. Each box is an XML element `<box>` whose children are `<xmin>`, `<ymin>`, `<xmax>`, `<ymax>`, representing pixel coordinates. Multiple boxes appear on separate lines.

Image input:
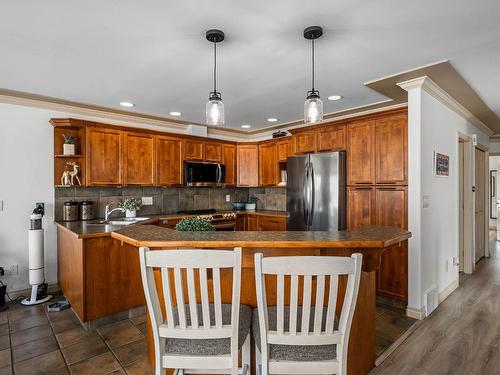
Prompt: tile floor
<box><xmin>0</xmin><ymin>299</ymin><xmax>153</xmax><ymax>375</ymax></box>
<box><xmin>375</xmin><ymin>304</ymin><xmax>418</xmax><ymax>357</ymax></box>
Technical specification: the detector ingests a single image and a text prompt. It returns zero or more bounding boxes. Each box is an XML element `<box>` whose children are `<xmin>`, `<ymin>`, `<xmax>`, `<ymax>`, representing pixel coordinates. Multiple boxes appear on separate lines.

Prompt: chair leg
<box><xmin>242</xmin><ymin>334</ymin><xmax>251</xmax><ymax>372</ymax></box>
<box><xmin>254</xmin><ymin>343</ymin><xmax>262</xmax><ymax>375</ymax></box>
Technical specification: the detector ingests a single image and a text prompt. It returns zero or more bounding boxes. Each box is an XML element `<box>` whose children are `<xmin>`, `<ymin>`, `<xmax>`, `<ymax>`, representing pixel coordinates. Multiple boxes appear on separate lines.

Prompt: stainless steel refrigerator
<box><xmin>286</xmin><ymin>151</ymin><xmax>346</xmax><ymax>231</ymax></box>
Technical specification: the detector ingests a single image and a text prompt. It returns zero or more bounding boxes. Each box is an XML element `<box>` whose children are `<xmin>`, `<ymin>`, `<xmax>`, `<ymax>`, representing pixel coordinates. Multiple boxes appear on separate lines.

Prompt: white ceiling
<box><xmin>1</xmin><ymin>0</ymin><xmax>499</xmax><ymax>130</ymax></box>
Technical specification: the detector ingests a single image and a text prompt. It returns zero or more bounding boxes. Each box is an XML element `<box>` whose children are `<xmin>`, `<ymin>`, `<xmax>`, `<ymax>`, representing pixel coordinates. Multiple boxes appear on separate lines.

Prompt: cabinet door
<box><xmin>347</xmin><ymin>120</ymin><xmax>375</xmax><ymax>185</ymax></box>
<box><xmin>236</xmin><ymin>214</ymin><xmax>247</xmax><ymax>231</ymax></box>
<box><xmin>247</xmin><ymin>214</ymin><xmax>259</xmax><ymax>230</ymax></box>
<box><xmin>205</xmin><ymin>142</ymin><xmax>223</xmax><ymax>162</ymax></box>
<box><xmin>375</xmin><ymin>114</ymin><xmax>407</xmax><ymax>184</ymax></box>
<box><xmin>375</xmin><ymin>187</ymin><xmax>408</xmax><ymax>301</ymax></box>
<box><xmin>259</xmin><ymin>143</ymin><xmax>278</xmax><ymax>186</ymax></box>
<box><xmin>86</xmin><ymin>127</ymin><xmax>123</xmax><ymax>185</ymax></box>
<box><xmin>347</xmin><ymin>187</ymin><xmax>375</xmax><ymax>229</ymax></box>
<box><xmin>156</xmin><ymin>136</ymin><xmax>183</xmax><ymax>186</ymax></box>
<box><xmin>237</xmin><ymin>145</ymin><xmax>259</xmax><ymax>187</ymax></box>
<box><xmin>223</xmin><ymin>144</ymin><xmax>236</xmax><ymax>186</ymax></box>
<box><xmin>124</xmin><ymin>132</ymin><xmax>155</xmax><ymax>185</ymax></box>
<box><xmin>293</xmin><ymin>131</ymin><xmax>317</xmax><ymax>154</ymax></box>
<box><xmin>258</xmin><ymin>215</ymin><xmax>286</xmax><ymax>231</ymax></box>
<box><xmin>277</xmin><ymin>139</ymin><xmax>292</xmax><ymax>162</ymax></box>
<box><xmin>184</xmin><ymin>140</ymin><xmax>204</xmax><ymax>160</ymax></box>
<box><xmin>317</xmin><ymin>125</ymin><xmax>346</xmax><ymax>152</ymax></box>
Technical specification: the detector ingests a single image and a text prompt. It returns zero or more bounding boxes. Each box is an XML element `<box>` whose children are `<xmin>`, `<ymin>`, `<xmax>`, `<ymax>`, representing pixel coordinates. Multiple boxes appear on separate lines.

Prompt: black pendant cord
<box><xmin>213</xmin><ymin>42</ymin><xmax>217</xmax><ymax>93</ymax></box>
<box><xmin>311</xmin><ymin>39</ymin><xmax>315</xmax><ymax>92</ymax></box>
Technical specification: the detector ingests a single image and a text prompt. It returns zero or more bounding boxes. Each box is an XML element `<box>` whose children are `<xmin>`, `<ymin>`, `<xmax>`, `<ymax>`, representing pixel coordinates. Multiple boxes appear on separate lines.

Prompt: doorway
<box><xmin>475</xmin><ymin>147</ymin><xmax>486</xmax><ymax>262</ymax></box>
<box><xmin>458</xmin><ymin>133</ymin><xmax>473</xmax><ymax>274</ymax></box>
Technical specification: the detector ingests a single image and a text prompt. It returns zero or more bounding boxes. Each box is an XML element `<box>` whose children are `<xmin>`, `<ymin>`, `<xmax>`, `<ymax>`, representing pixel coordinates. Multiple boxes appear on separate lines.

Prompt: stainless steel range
<box><xmin>176</xmin><ymin>209</ymin><xmax>237</xmax><ymax>231</ymax></box>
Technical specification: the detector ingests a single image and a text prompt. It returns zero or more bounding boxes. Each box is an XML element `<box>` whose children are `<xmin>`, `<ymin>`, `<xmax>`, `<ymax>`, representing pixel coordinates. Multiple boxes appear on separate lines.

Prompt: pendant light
<box><xmin>303</xmin><ymin>26</ymin><xmax>323</xmax><ymax>124</ymax></box>
<box><xmin>206</xmin><ymin>29</ymin><xmax>225</xmax><ymax>126</ymax></box>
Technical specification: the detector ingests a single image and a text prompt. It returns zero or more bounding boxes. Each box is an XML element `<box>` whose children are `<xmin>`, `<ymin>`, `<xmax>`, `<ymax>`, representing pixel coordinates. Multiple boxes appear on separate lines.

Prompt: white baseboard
<box><xmin>438</xmin><ymin>278</ymin><xmax>459</xmax><ymax>303</ymax></box>
<box><xmin>406</xmin><ymin>307</ymin><xmax>425</xmax><ymax>320</ymax></box>
<box><xmin>5</xmin><ymin>283</ymin><xmax>60</xmax><ymax>301</ymax></box>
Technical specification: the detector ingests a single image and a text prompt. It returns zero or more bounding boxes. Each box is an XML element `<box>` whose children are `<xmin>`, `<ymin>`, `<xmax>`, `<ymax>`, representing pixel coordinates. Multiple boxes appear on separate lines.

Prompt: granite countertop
<box><xmin>55</xmin><ymin>210</ymin><xmax>288</xmax><ymax>238</ymax></box>
<box><xmin>112</xmin><ymin>224</ymin><xmax>411</xmax><ymax>249</ymax></box>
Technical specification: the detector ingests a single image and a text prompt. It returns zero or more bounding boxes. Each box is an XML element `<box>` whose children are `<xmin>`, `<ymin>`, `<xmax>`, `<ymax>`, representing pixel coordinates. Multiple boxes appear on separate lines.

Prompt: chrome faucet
<box><xmin>104</xmin><ymin>204</ymin><xmax>125</xmax><ymax>221</ymax></box>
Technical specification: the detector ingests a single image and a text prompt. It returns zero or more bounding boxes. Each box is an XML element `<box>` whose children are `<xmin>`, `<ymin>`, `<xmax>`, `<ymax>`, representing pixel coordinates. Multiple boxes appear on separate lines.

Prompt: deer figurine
<box><xmin>61</xmin><ymin>162</ymin><xmax>81</xmax><ymax>186</ymax></box>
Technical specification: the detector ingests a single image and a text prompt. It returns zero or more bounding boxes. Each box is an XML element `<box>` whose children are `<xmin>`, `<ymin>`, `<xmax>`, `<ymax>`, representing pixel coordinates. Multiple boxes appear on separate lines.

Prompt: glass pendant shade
<box><xmin>206</xmin><ymin>95</ymin><xmax>224</xmax><ymax>126</ymax></box>
<box><xmin>304</xmin><ymin>95</ymin><xmax>323</xmax><ymax>124</ymax></box>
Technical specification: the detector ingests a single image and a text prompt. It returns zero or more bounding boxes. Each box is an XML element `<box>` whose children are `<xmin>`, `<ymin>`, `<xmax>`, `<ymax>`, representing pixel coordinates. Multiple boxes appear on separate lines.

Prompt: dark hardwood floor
<box><xmin>372</xmin><ymin>232</ymin><xmax>500</xmax><ymax>374</ymax></box>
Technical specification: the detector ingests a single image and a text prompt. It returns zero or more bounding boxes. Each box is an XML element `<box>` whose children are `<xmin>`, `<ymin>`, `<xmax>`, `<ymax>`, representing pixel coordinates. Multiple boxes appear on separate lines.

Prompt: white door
<box><xmin>475</xmin><ymin>148</ymin><xmax>485</xmax><ymax>262</ymax></box>
<box><xmin>496</xmin><ymin>164</ymin><xmax>500</xmax><ymax>241</ymax></box>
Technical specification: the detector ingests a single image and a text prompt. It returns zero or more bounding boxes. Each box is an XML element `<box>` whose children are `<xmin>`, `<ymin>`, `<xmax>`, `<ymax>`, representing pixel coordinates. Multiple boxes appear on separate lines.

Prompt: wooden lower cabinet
<box><xmin>257</xmin><ymin>215</ymin><xmax>286</xmax><ymax>231</ymax></box>
<box><xmin>375</xmin><ymin>186</ymin><xmax>408</xmax><ymax>301</ymax></box>
<box><xmin>57</xmin><ymin>227</ymin><xmax>145</xmax><ymax>322</ymax></box>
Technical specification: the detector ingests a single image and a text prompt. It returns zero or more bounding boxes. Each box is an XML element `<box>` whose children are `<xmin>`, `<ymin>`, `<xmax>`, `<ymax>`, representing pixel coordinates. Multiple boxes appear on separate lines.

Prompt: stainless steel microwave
<box><xmin>184</xmin><ymin>162</ymin><xmax>225</xmax><ymax>187</ymax></box>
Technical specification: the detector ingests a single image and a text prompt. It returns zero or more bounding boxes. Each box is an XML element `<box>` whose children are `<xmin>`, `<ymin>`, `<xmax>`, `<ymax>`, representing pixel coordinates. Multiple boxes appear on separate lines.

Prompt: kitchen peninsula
<box><xmin>111</xmin><ymin>224</ymin><xmax>411</xmax><ymax>375</ymax></box>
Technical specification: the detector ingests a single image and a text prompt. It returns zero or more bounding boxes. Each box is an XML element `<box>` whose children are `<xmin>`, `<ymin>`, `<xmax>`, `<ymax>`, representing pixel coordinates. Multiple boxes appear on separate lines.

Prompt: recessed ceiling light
<box><xmin>169</xmin><ymin>111</ymin><xmax>182</xmax><ymax>116</ymax></box>
<box><xmin>241</xmin><ymin>124</ymin><xmax>251</xmax><ymax>129</ymax></box>
<box><xmin>119</xmin><ymin>101</ymin><xmax>135</xmax><ymax>108</ymax></box>
<box><xmin>327</xmin><ymin>95</ymin><xmax>343</xmax><ymax>101</ymax></box>
<box><xmin>267</xmin><ymin>118</ymin><xmax>279</xmax><ymax>122</ymax></box>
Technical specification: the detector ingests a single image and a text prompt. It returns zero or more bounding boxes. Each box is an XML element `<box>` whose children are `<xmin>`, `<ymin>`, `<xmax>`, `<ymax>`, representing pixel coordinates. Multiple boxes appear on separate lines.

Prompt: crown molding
<box><xmin>397</xmin><ymin>76</ymin><xmax>494</xmax><ymax>136</ymax></box>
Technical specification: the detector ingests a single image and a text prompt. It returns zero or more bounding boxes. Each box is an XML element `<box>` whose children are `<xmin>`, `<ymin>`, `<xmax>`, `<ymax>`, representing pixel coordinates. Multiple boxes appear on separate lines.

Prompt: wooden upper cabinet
<box><xmin>375</xmin><ymin>114</ymin><xmax>407</xmax><ymax>185</ymax></box>
<box><xmin>347</xmin><ymin>187</ymin><xmax>375</xmax><ymax>229</ymax></box>
<box><xmin>259</xmin><ymin>143</ymin><xmax>278</xmax><ymax>186</ymax></box>
<box><xmin>276</xmin><ymin>138</ymin><xmax>292</xmax><ymax>162</ymax></box>
<box><xmin>156</xmin><ymin>135</ymin><xmax>183</xmax><ymax>186</ymax></box>
<box><xmin>205</xmin><ymin>142</ymin><xmax>223</xmax><ymax>163</ymax></box>
<box><xmin>317</xmin><ymin>125</ymin><xmax>346</xmax><ymax>152</ymax></box>
<box><xmin>86</xmin><ymin>127</ymin><xmax>123</xmax><ymax>185</ymax></box>
<box><xmin>124</xmin><ymin>132</ymin><xmax>155</xmax><ymax>185</ymax></box>
<box><xmin>376</xmin><ymin>186</ymin><xmax>408</xmax><ymax>301</ymax></box>
<box><xmin>184</xmin><ymin>140</ymin><xmax>204</xmax><ymax>161</ymax></box>
<box><xmin>237</xmin><ymin>145</ymin><xmax>259</xmax><ymax>187</ymax></box>
<box><xmin>293</xmin><ymin>131</ymin><xmax>317</xmax><ymax>154</ymax></box>
<box><xmin>223</xmin><ymin>144</ymin><xmax>236</xmax><ymax>186</ymax></box>
<box><xmin>347</xmin><ymin>120</ymin><xmax>375</xmax><ymax>185</ymax></box>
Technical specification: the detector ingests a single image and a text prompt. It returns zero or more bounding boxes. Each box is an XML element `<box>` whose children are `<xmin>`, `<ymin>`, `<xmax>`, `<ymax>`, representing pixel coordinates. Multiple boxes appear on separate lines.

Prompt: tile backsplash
<box><xmin>55</xmin><ymin>186</ymin><xmax>286</xmax><ymax>221</ymax></box>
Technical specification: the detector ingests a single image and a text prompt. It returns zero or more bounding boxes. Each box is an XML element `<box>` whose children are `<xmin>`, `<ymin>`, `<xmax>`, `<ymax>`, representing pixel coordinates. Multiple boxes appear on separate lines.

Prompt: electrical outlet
<box><xmin>141</xmin><ymin>197</ymin><xmax>153</xmax><ymax>206</ymax></box>
<box><xmin>225</xmin><ymin>194</ymin><xmax>231</xmax><ymax>202</ymax></box>
<box><xmin>4</xmin><ymin>264</ymin><xmax>18</xmax><ymax>276</ymax></box>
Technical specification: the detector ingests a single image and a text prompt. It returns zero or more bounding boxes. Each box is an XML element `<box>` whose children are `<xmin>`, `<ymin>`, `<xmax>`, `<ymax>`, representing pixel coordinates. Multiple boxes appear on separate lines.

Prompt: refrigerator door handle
<box><xmin>309</xmin><ymin>163</ymin><xmax>315</xmax><ymax>225</ymax></box>
<box><xmin>302</xmin><ymin>163</ymin><xmax>309</xmax><ymax>226</ymax></box>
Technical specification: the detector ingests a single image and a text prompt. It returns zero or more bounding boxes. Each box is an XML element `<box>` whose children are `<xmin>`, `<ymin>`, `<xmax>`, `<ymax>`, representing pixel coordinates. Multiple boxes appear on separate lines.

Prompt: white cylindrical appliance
<box><xmin>21</xmin><ymin>209</ymin><xmax>52</xmax><ymax>305</ymax></box>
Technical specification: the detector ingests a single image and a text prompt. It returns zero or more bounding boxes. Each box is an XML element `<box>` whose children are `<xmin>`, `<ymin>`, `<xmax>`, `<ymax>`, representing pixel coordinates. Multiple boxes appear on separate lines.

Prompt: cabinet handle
<box><xmin>353</xmin><ymin>187</ymin><xmax>373</xmax><ymax>190</ymax></box>
<box><xmin>353</xmin><ymin>182</ymin><xmax>372</xmax><ymax>185</ymax></box>
<box><xmin>378</xmin><ymin>187</ymin><xmax>398</xmax><ymax>190</ymax></box>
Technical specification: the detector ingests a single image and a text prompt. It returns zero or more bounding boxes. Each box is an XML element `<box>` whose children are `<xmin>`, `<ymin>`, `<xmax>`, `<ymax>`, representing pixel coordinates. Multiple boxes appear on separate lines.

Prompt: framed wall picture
<box><xmin>434</xmin><ymin>151</ymin><xmax>449</xmax><ymax>177</ymax></box>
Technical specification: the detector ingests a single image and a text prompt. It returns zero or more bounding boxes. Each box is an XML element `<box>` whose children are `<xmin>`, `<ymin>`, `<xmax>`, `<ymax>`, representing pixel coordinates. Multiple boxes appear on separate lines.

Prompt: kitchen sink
<box><xmin>86</xmin><ymin>217</ymin><xmax>150</xmax><ymax>226</ymax></box>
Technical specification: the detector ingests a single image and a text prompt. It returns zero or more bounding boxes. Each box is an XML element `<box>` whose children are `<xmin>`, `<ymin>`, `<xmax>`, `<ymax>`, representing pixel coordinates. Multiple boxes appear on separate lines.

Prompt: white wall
<box><xmin>405</xmin><ymin>81</ymin><xmax>490</xmax><ymax>314</ymax></box>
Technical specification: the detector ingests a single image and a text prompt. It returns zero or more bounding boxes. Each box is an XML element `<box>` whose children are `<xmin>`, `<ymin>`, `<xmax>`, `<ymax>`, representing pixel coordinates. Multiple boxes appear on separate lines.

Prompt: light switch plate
<box><xmin>422</xmin><ymin>195</ymin><xmax>431</xmax><ymax>208</ymax></box>
<box><xmin>225</xmin><ymin>194</ymin><xmax>231</xmax><ymax>202</ymax></box>
<box><xmin>142</xmin><ymin>197</ymin><xmax>153</xmax><ymax>206</ymax></box>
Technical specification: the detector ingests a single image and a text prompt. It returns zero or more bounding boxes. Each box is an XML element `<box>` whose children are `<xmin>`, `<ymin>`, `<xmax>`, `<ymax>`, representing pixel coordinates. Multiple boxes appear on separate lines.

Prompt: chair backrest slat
<box><xmin>186</xmin><ymin>268</ymin><xmax>199</xmax><ymax>329</ymax></box>
<box><xmin>213</xmin><ymin>267</ymin><xmax>223</xmax><ymax>329</ymax></box>
<box><xmin>199</xmin><ymin>267</ymin><xmax>211</xmax><ymax>329</ymax></box>
<box><xmin>289</xmin><ymin>274</ymin><xmax>299</xmax><ymax>335</ymax></box>
<box><xmin>173</xmin><ymin>267</ymin><xmax>187</xmax><ymax>329</ymax></box>
<box><xmin>276</xmin><ymin>274</ymin><xmax>285</xmax><ymax>335</ymax></box>
<box><xmin>161</xmin><ymin>267</ymin><xmax>175</xmax><ymax>328</ymax></box>
<box><xmin>301</xmin><ymin>275</ymin><xmax>312</xmax><ymax>335</ymax></box>
<box><xmin>326</xmin><ymin>275</ymin><xmax>339</xmax><ymax>334</ymax></box>
<box><xmin>313</xmin><ymin>274</ymin><xmax>325</xmax><ymax>334</ymax></box>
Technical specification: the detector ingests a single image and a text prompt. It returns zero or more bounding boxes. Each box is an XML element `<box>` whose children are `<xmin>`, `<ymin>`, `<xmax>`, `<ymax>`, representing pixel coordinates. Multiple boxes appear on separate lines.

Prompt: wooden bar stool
<box><xmin>139</xmin><ymin>247</ymin><xmax>251</xmax><ymax>375</ymax></box>
<box><xmin>253</xmin><ymin>253</ymin><xmax>362</xmax><ymax>375</ymax></box>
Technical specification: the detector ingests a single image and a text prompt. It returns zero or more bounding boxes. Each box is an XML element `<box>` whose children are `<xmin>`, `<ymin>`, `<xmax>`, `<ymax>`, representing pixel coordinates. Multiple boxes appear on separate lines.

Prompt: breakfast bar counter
<box><xmin>111</xmin><ymin>225</ymin><xmax>411</xmax><ymax>375</ymax></box>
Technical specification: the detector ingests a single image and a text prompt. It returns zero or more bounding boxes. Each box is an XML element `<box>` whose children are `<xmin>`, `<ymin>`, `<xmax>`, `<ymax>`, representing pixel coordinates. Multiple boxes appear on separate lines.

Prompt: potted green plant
<box><xmin>119</xmin><ymin>198</ymin><xmax>142</xmax><ymax>218</ymax></box>
<box><xmin>62</xmin><ymin>134</ymin><xmax>78</xmax><ymax>155</ymax></box>
<box><xmin>176</xmin><ymin>217</ymin><xmax>215</xmax><ymax>231</ymax></box>
<box><xmin>245</xmin><ymin>196</ymin><xmax>258</xmax><ymax>211</ymax></box>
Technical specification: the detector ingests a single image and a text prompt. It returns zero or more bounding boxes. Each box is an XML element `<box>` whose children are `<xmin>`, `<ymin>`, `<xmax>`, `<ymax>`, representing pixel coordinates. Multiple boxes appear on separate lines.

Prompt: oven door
<box><xmin>213</xmin><ymin>221</ymin><xmax>236</xmax><ymax>231</ymax></box>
